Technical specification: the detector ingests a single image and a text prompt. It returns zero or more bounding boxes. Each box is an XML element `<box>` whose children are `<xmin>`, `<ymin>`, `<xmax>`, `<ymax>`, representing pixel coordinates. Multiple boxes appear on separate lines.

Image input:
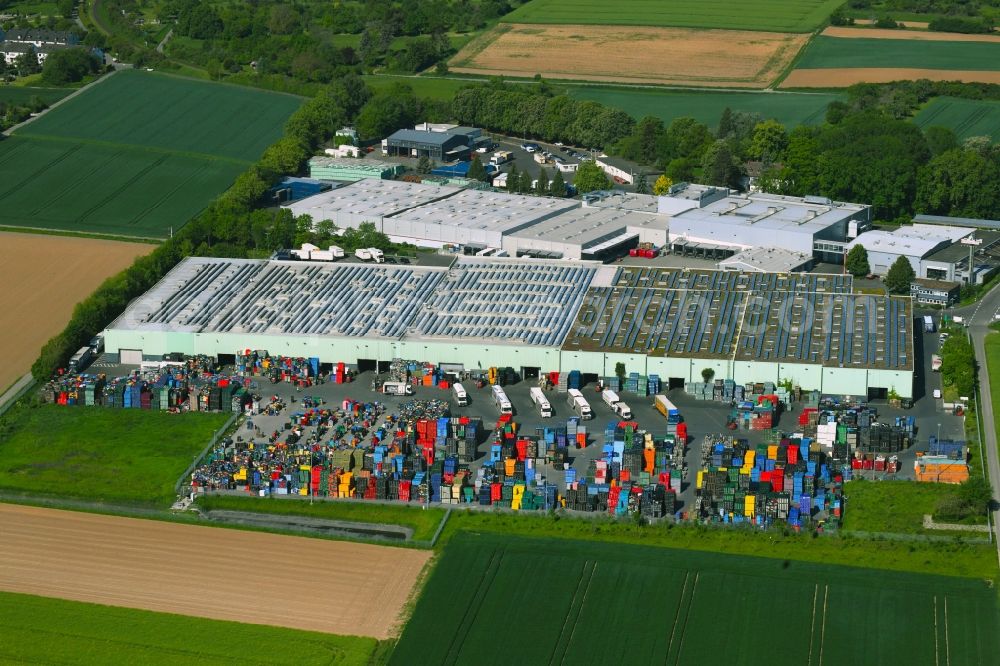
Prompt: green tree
<box><xmin>416</xmin><ymin>155</ymin><xmax>432</xmax><ymax>174</ymax></box>
<box><xmin>535</xmin><ymin>168</ymin><xmax>549</xmax><ymax>195</ymax></box>
<box><xmin>518</xmin><ymin>169</ymin><xmax>533</xmax><ymax>194</ymax></box>
<box><xmin>355</xmin><ymin>84</ymin><xmax>419</xmax><ymax>139</ymax></box>
<box><xmin>915</xmin><ymin>148</ymin><xmax>1000</xmax><ymax>219</ymax></box>
<box><xmin>14</xmin><ymin>48</ymin><xmax>41</xmax><ymax>77</ymax></box>
<box><xmin>701</xmin><ymin>140</ymin><xmax>742</xmax><ymax>189</ymax></box>
<box><xmin>845</xmin><ymin>245</ymin><xmax>871</xmax><ymax>277</ymax></box>
<box><xmin>957</xmin><ymin>476</ymin><xmax>993</xmax><ymax>514</ymax></box>
<box><xmin>662</xmin><ymin>117</ymin><xmax>713</xmax><ymax>162</ymax></box>
<box><xmin>573</xmin><ymin>161</ymin><xmax>610</xmax><ymax>193</ymax></box>
<box><xmin>507</xmin><ymin>164</ymin><xmax>519</xmax><ymax>191</ymax></box>
<box><xmin>634</xmin><ymin>175</ymin><xmax>648</xmax><ymax>194</ymax></box>
<box><xmin>652</xmin><ymin>174</ymin><xmax>673</xmax><ymax>196</ymax></box>
<box><xmin>615</xmin><ymin>362</ymin><xmax>626</xmax><ymax>381</ymax></box>
<box><xmin>749</xmin><ymin>119</ymin><xmax>789</xmax><ymax>163</ymax></box>
<box><xmin>701</xmin><ymin>368</ymin><xmax>715</xmax><ymax>383</ymax></box>
<box><xmin>884</xmin><ymin>255</ymin><xmax>915</xmax><ymax>294</ymax></box>
<box><xmin>56</xmin><ymin>0</ymin><xmax>75</xmax><ymax>18</ymax></box>
<box><xmin>924</xmin><ymin>126</ymin><xmax>958</xmax><ymax>157</ymax></box>
<box><xmin>548</xmin><ymin>169</ymin><xmax>566</xmax><ymax>197</ymax></box>
<box><xmin>41</xmin><ymin>47</ymin><xmax>99</xmax><ymax>85</ymax></box>
<box><xmin>467</xmin><ymin>155</ymin><xmax>488</xmax><ymax>182</ymax></box>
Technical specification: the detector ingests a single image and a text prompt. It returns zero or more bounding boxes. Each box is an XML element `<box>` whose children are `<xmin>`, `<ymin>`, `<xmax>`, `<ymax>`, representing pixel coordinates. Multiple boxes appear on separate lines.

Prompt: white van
<box><xmin>491</xmin><ymin>385</ymin><xmax>513</xmax><ymax>415</ymax></box>
<box><xmin>530</xmin><ymin>387</ymin><xmax>552</xmax><ymax>418</ymax></box>
<box><xmin>382</xmin><ymin>381</ymin><xmax>413</xmax><ymax>396</ymax></box>
<box><xmin>566</xmin><ymin>388</ymin><xmax>593</xmax><ymax>420</ymax></box>
<box><xmin>453</xmin><ymin>382</ymin><xmax>469</xmax><ymax>406</ymax></box>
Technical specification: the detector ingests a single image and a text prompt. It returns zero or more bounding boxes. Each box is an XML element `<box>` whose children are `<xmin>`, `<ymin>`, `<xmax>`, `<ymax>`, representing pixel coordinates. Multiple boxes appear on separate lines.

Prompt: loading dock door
<box><xmin>119</xmin><ymin>349</ymin><xmax>142</xmax><ymax>365</ymax></box>
<box><xmin>357</xmin><ymin>359</ymin><xmax>377</xmax><ymax>373</ymax></box>
<box><xmin>521</xmin><ymin>366</ymin><xmax>540</xmax><ymax>380</ymax></box>
<box><xmin>867</xmin><ymin>387</ymin><xmax>888</xmax><ymax>401</ymax></box>
<box><xmin>668</xmin><ymin>377</ymin><xmax>685</xmax><ymax>390</ymax></box>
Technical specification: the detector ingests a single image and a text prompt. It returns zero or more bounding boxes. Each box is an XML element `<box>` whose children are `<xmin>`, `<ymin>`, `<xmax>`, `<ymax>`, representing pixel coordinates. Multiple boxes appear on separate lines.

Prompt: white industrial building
<box><xmin>845</xmin><ymin>224</ymin><xmax>974</xmax><ymax>277</ymax></box>
<box><xmin>505</xmin><ymin>206</ymin><xmax>668</xmax><ymax>260</ymax></box>
<box><xmin>668</xmin><ymin>191</ymin><xmax>871</xmax><ymax>261</ymax></box>
<box><xmin>104</xmin><ymin>259</ymin><xmax>914</xmax><ymax>399</ymax></box>
<box><xmin>718</xmin><ymin>247</ymin><xmax>813</xmax><ymax>273</ymax></box>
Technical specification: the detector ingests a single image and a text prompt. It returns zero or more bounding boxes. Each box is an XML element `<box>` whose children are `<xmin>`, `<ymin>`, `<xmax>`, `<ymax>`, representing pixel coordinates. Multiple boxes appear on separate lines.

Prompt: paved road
<box><xmin>156</xmin><ymin>28</ymin><xmax>172</xmax><ymax>53</ymax></box>
<box><xmin>953</xmin><ymin>284</ymin><xmax>1000</xmax><ymax>564</ymax></box>
<box><xmin>0</xmin><ymin>373</ymin><xmax>33</xmax><ymax>415</ymax></box>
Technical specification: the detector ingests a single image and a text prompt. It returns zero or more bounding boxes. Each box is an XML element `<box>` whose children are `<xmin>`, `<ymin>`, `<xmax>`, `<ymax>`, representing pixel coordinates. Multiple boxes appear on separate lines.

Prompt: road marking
<box><xmin>943</xmin><ymin>597</ymin><xmax>950</xmax><ymax>666</ymax></box>
<box><xmin>808</xmin><ymin>584</ymin><xmax>819</xmax><ymax>666</ymax></box>
<box><xmin>817</xmin><ymin>585</ymin><xmax>829</xmax><ymax>666</ymax></box>
<box><xmin>933</xmin><ymin>596</ymin><xmax>940</xmax><ymax>666</ymax></box>
<box><xmin>673</xmin><ymin>572</ymin><xmax>700</xmax><ymax>666</ymax></box>
<box><xmin>665</xmin><ymin>572</ymin><xmax>691</xmax><ymax>662</ymax></box>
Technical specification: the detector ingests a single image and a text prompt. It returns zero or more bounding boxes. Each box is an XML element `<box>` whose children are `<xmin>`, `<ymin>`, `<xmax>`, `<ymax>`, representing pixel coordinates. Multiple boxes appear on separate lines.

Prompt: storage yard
<box><xmin>0</xmin><ymin>503</ymin><xmax>430</xmax><ymax>639</ymax></box>
<box><xmin>392</xmin><ymin>532</ymin><xmax>1000</xmax><ymax>665</ymax></box>
<box><xmin>0</xmin><ymin>231</ymin><xmax>151</xmax><ymax>392</ymax></box>
<box><xmin>0</xmin><ymin>71</ymin><xmax>301</xmax><ymax>237</ymax></box>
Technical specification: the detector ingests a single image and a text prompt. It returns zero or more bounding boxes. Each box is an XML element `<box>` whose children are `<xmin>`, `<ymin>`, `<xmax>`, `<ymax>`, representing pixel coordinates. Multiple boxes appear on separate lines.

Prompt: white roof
<box><xmin>510</xmin><ymin>206</ymin><xmax>663</xmax><ymax>248</ymax></box>
<box><xmin>676</xmin><ymin>192</ymin><xmax>866</xmax><ymax>235</ymax></box>
<box><xmin>393</xmin><ymin>188</ymin><xmax>579</xmax><ymax>233</ymax></box>
<box><xmin>284</xmin><ymin>179</ymin><xmax>457</xmax><ymax>221</ymax></box>
<box><xmin>718</xmin><ymin>247</ymin><xmax>812</xmax><ymax>273</ymax></box>
<box><xmin>849</xmin><ymin>224</ymin><xmax>971</xmax><ymax>258</ymax></box>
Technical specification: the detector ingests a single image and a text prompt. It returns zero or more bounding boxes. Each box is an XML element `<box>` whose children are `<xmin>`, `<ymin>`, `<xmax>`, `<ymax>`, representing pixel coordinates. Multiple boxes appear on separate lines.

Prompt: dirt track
<box><xmin>451</xmin><ymin>24</ymin><xmax>808</xmax><ymax>88</ymax></box>
<box><xmin>782</xmin><ymin>68</ymin><xmax>1000</xmax><ymax>87</ymax></box>
<box><xmin>0</xmin><ymin>232</ymin><xmax>150</xmax><ymax>391</ymax></box>
<box><xmin>0</xmin><ymin>504</ymin><xmax>431</xmax><ymax>639</ymax></box>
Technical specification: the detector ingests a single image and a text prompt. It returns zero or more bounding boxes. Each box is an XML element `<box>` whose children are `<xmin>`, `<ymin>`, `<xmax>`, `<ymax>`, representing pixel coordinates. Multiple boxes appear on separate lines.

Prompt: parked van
<box><xmin>492</xmin><ymin>385</ymin><xmax>513</xmax><ymax>415</ymax></box>
<box><xmin>453</xmin><ymin>382</ymin><xmax>469</xmax><ymax>406</ymax></box>
<box><xmin>68</xmin><ymin>346</ymin><xmax>93</xmax><ymax>373</ymax></box>
<box><xmin>529</xmin><ymin>387</ymin><xmax>552</xmax><ymax>418</ymax></box>
<box><xmin>382</xmin><ymin>381</ymin><xmax>413</xmax><ymax>396</ymax></box>
<box><xmin>566</xmin><ymin>388</ymin><xmax>593</xmax><ymax>420</ymax></box>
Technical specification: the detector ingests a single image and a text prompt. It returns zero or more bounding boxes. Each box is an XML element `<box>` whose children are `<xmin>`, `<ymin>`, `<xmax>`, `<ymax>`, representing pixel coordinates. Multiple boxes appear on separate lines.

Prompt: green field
<box><xmin>502</xmin><ymin>0</ymin><xmax>844</xmax><ymax>32</ymax></box>
<box><xmin>568</xmin><ymin>87</ymin><xmax>840</xmax><ymax>127</ymax></box>
<box><xmin>915</xmin><ymin>96</ymin><xmax>1000</xmax><ymax>140</ymax></box>
<box><xmin>0</xmin><ymin>591</ymin><xmax>382</xmax><ymax>665</ymax></box>
<box><xmin>0</xmin><ymin>85</ymin><xmax>72</xmax><ymax>105</ymax></box>
<box><xmin>0</xmin><ymin>405</ymin><xmax>229</xmax><ymax>506</ymax></box>
<box><xmin>0</xmin><ymin>71</ymin><xmax>301</xmax><ymax>237</ymax></box>
<box><xmin>195</xmin><ymin>494</ymin><xmax>446</xmax><ymax>542</ymax></box>
<box><xmin>841</xmin><ymin>479</ymin><xmax>986</xmax><ymax>534</ymax></box>
<box><xmin>393</xmin><ymin>532</ymin><xmax>1000</xmax><ymax>665</ymax></box>
<box><xmin>795</xmin><ymin>36</ymin><xmax>1000</xmax><ymax>70</ymax></box>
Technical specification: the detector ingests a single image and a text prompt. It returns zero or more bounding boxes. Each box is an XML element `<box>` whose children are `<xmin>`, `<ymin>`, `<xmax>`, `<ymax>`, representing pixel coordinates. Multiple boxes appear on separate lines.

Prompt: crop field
<box><xmin>1</xmin><ymin>71</ymin><xmax>301</xmax><ymax>237</ymax></box>
<box><xmin>502</xmin><ymin>0</ymin><xmax>843</xmax><ymax>32</ymax></box>
<box><xmin>392</xmin><ymin>532</ymin><xmax>1000</xmax><ymax>665</ymax></box>
<box><xmin>0</xmin><ymin>591</ymin><xmax>382</xmax><ymax>666</ymax></box>
<box><xmin>0</xmin><ymin>85</ymin><xmax>72</xmax><ymax>105</ymax></box>
<box><xmin>0</xmin><ymin>232</ymin><xmax>151</xmax><ymax>393</ymax></box>
<box><xmin>1</xmin><ymin>504</ymin><xmax>431</xmax><ymax>638</ymax></box>
<box><xmin>0</xmin><ymin>404</ymin><xmax>229</xmax><ymax>506</ymax></box>
<box><xmin>783</xmin><ymin>35</ymin><xmax>1000</xmax><ymax>87</ymax></box>
<box><xmin>915</xmin><ymin>97</ymin><xmax>1000</xmax><ymax>140</ymax></box>
<box><xmin>451</xmin><ymin>24</ymin><xmax>809</xmax><ymax>88</ymax></box>
<box><xmin>568</xmin><ymin>87</ymin><xmax>840</xmax><ymax>128</ymax></box>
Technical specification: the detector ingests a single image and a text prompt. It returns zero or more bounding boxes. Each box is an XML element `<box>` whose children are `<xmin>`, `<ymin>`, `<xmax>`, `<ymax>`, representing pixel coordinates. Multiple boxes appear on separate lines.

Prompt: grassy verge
<box><xmin>195</xmin><ymin>495</ymin><xmax>446</xmax><ymax>542</ymax></box>
<box><xmin>0</xmin><ymin>404</ymin><xmax>229</xmax><ymax>507</ymax></box>
<box><xmin>841</xmin><ymin>479</ymin><xmax>986</xmax><ymax>534</ymax></box>
<box><xmin>0</xmin><ymin>225</ymin><xmax>164</xmax><ymax>243</ymax></box>
<box><xmin>0</xmin><ymin>591</ymin><xmax>384</xmax><ymax>665</ymax></box>
<box><xmin>987</xmin><ymin>332</ymin><xmax>1000</xmax><ymax>458</ymax></box>
<box><xmin>439</xmin><ymin>509</ymin><xmax>998</xmax><ymax>581</ymax></box>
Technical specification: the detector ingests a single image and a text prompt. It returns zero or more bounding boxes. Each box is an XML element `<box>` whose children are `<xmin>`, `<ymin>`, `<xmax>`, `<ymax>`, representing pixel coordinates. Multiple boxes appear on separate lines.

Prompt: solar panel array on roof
<box><xmin>563</xmin><ymin>269</ymin><xmax>911</xmax><ymax>370</ymax></box>
<box><xmin>138</xmin><ymin>258</ymin><xmax>447</xmax><ymax>339</ymax></box>
<box><xmin>406</xmin><ymin>260</ymin><xmax>596</xmax><ymax>346</ymax></box>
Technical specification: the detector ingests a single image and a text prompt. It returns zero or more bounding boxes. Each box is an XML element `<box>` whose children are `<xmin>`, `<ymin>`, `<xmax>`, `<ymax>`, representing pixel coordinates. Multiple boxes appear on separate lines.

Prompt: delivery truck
<box><xmin>567</xmin><ymin>388</ymin><xmax>593</xmax><ymax>420</ymax></box>
<box><xmin>931</xmin><ymin>354</ymin><xmax>942</xmax><ymax>372</ymax></box>
<box><xmin>530</xmin><ymin>387</ymin><xmax>553</xmax><ymax>417</ymax></box>
<box><xmin>453</xmin><ymin>382</ymin><xmax>469</xmax><ymax>406</ymax></box>
<box><xmin>601</xmin><ymin>389</ymin><xmax>632</xmax><ymax>419</ymax></box>
<box><xmin>655</xmin><ymin>395</ymin><xmax>681</xmax><ymax>423</ymax></box>
<box><xmin>923</xmin><ymin>315</ymin><xmax>935</xmax><ymax>333</ymax></box>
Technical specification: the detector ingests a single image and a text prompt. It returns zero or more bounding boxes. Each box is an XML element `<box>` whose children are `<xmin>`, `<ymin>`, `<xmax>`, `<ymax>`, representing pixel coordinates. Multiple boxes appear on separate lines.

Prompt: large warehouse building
<box><xmin>105</xmin><ymin>258</ymin><xmax>915</xmax><ymax>398</ymax></box>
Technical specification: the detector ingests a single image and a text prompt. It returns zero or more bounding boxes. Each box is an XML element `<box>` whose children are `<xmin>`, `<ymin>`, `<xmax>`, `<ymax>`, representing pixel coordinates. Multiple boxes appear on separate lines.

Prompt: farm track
<box><xmin>0</xmin><ymin>503</ymin><xmax>430</xmax><ymax>639</ymax></box>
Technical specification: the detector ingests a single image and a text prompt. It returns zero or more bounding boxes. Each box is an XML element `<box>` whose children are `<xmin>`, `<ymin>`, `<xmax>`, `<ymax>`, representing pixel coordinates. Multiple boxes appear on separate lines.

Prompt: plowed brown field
<box><xmin>0</xmin><ymin>232</ymin><xmax>151</xmax><ymax>391</ymax></box>
<box><xmin>823</xmin><ymin>25</ymin><xmax>1000</xmax><ymax>42</ymax></box>
<box><xmin>0</xmin><ymin>504</ymin><xmax>431</xmax><ymax>638</ymax></box>
<box><xmin>450</xmin><ymin>24</ymin><xmax>809</xmax><ymax>88</ymax></box>
<box><xmin>781</xmin><ymin>68</ymin><xmax>1000</xmax><ymax>87</ymax></box>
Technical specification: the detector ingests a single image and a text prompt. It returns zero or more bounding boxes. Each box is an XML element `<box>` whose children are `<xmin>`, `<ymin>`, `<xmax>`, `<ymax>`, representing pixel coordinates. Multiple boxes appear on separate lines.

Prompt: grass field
<box><xmin>439</xmin><ymin>509</ymin><xmax>998</xmax><ymax>580</ymax></box>
<box><xmin>987</xmin><ymin>333</ymin><xmax>1000</xmax><ymax>457</ymax></box>
<box><xmin>502</xmin><ymin>0</ymin><xmax>843</xmax><ymax>32</ymax></box>
<box><xmin>915</xmin><ymin>96</ymin><xmax>1000</xmax><ymax>140</ymax></box>
<box><xmin>195</xmin><ymin>494</ymin><xmax>446</xmax><ymax>542</ymax></box>
<box><xmin>0</xmin><ymin>590</ymin><xmax>384</xmax><ymax>665</ymax></box>
<box><xmin>0</xmin><ymin>405</ymin><xmax>229</xmax><ymax>506</ymax></box>
<box><xmin>568</xmin><ymin>87</ymin><xmax>839</xmax><ymax>127</ymax></box>
<box><xmin>841</xmin><ymin>480</ymin><xmax>986</xmax><ymax>534</ymax></box>
<box><xmin>363</xmin><ymin>75</ymin><xmax>479</xmax><ymax>100</ymax></box>
<box><xmin>0</xmin><ymin>85</ymin><xmax>72</xmax><ymax>105</ymax></box>
<box><xmin>393</xmin><ymin>532</ymin><xmax>1000</xmax><ymax>665</ymax></box>
<box><xmin>0</xmin><ymin>71</ymin><xmax>300</xmax><ymax>237</ymax></box>
<box><xmin>795</xmin><ymin>36</ymin><xmax>1000</xmax><ymax>71</ymax></box>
